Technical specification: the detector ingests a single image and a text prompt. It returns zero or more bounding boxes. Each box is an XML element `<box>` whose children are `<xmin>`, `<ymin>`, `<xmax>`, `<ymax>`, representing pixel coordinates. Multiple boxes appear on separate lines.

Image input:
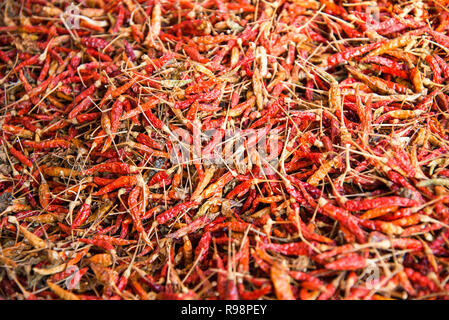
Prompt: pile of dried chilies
<box><xmin>1</xmin><ymin>0</ymin><xmax>449</xmax><ymax>300</ymax></box>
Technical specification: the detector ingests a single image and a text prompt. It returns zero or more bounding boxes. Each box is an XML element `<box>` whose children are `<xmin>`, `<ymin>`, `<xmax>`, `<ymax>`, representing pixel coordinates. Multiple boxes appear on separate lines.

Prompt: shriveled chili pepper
<box><xmin>156</xmin><ymin>201</ymin><xmax>198</xmax><ymax>225</ymax></box>
<box><xmin>81</xmin><ymin>162</ymin><xmax>138</xmax><ymax>176</ymax></box>
<box><xmin>94</xmin><ymin>176</ymin><xmax>139</xmax><ymax>196</ymax></box>
<box><xmin>270</xmin><ymin>261</ymin><xmax>295</xmax><ymax>300</ymax></box>
<box><xmin>72</xmin><ymin>196</ymin><xmax>92</xmax><ymax>229</ymax></box>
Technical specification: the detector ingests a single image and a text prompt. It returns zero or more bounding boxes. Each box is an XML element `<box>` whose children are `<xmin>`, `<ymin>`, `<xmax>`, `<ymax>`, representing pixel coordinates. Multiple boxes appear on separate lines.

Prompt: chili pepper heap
<box><xmin>1</xmin><ymin>0</ymin><xmax>449</xmax><ymax>300</ymax></box>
